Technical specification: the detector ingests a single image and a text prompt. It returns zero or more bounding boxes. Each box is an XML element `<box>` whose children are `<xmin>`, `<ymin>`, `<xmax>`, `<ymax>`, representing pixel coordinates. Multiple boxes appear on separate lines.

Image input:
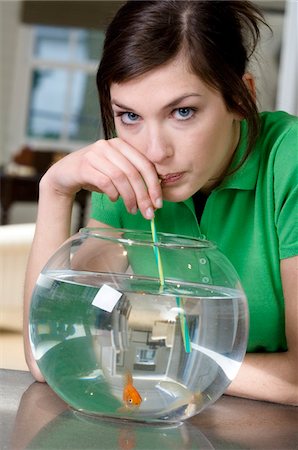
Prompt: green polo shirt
<box><xmin>91</xmin><ymin>111</ymin><xmax>298</xmax><ymax>352</ymax></box>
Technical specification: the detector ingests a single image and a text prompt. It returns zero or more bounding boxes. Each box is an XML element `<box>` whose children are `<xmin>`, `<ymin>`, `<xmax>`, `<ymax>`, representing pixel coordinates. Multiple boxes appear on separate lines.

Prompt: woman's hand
<box><xmin>42</xmin><ymin>138</ymin><xmax>163</xmax><ymax>220</ymax></box>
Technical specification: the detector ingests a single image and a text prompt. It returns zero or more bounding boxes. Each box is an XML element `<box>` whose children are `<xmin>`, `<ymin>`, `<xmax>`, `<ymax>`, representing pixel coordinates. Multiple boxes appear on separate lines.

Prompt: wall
<box><xmin>253</xmin><ymin>11</ymin><xmax>284</xmax><ymax>111</ymax></box>
<box><xmin>0</xmin><ymin>1</ymin><xmax>21</xmax><ymax>166</ymax></box>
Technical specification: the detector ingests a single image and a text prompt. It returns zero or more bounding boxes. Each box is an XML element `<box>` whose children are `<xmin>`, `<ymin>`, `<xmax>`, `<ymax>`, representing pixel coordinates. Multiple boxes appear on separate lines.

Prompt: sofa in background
<box><xmin>0</xmin><ymin>223</ymin><xmax>35</xmax><ymax>370</ymax></box>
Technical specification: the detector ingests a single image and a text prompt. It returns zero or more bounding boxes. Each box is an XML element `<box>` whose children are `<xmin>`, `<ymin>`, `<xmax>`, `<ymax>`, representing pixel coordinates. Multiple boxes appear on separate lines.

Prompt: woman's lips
<box><xmin>159</xmin><ymin>172</ymin><xmax>184</xmax><ymax>185</ymax></box>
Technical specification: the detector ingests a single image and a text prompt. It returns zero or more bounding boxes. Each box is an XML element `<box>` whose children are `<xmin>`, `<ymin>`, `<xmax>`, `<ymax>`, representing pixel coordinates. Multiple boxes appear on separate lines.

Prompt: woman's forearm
<box><xmin>23</xmin><ymin>178</ymin><xmax>75</xmax><ymax>380</ymax></box>
<box><xmin>225</xmin><ymin>351</ymin><xmax>298</xmax><ymax>405</ymax></box>
<box><xmin>22</xmin><ymin>138</ymin><xmax>162</xmax><ymax>381</ymax></box>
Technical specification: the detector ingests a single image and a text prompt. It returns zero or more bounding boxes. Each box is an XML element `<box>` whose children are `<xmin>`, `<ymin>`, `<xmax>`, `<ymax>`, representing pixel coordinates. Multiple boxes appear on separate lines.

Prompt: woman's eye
<box><xmin>173</xmin><ymin>107</ymin><xmax>195</xmax><ymax>120</ymax></box>
<box><xmin>119</xmin><ymin>112</ymin><xmax>140</xmax><ymax>125</ymax></box>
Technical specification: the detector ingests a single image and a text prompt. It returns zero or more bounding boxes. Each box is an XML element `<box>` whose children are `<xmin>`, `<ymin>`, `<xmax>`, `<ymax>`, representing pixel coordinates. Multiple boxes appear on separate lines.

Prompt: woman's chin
<box><xmin>162</xmin><ymin>190</ymin><xmax>192</xmax><ymax>203</ymax></box>
<box><xmin>162</xmin><ymin>183</ymin><xmax>200</xmax><ymax>203</ymax></box>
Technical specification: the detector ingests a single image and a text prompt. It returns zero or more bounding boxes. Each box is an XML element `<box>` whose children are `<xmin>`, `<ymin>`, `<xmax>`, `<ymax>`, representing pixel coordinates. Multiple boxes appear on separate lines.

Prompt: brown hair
<box><xmin>97</xmin><ymin>0</ymin><xmax>268</xmax><ymax>167</ymax></box>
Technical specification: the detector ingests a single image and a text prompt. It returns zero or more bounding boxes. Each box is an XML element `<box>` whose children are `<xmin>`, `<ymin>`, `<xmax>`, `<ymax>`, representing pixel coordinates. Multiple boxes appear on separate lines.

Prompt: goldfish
<box><xmin>122</xmin><ymin>371</ymin><xmax>142</xmax><ymax>408</ymax></box>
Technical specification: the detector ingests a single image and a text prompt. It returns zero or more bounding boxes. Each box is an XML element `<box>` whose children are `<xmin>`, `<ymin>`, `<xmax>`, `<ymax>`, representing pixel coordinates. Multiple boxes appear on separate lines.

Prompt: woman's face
<box><xmin>110</xmin><ymin>55</ymin><xmax>242</xmax><ymax>202</ymax></box>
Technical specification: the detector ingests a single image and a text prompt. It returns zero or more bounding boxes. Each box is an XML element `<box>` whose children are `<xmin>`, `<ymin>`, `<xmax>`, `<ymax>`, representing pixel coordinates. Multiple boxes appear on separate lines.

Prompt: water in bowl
<box><xmin>29</xmin><ymin>270</ymin><xmax>247</xmax><ymax>423</ymax></box>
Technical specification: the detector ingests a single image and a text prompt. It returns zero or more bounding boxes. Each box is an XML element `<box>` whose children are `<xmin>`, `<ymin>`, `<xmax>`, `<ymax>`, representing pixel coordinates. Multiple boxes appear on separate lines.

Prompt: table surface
<box><xmin>1</xmin><ymin>369</ymin><xmax>297</xmax><ymax>450</ymax></box>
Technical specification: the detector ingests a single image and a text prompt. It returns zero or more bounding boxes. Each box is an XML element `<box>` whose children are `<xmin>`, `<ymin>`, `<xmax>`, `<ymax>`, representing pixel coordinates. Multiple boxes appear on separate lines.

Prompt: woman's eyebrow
<box><xmin>165</xmin><ymin>93</ymin><xmax>202</xmax><ymax>109</ymax></box>
<box><xmin>111</xmin><ymin>100</ymin><xmax>136</xmax><ymax>110</ymax></box>
<box><xmin>111</xmin><ymin>93</ymin><xmax>202</xmax><ymax>111</ymax></box>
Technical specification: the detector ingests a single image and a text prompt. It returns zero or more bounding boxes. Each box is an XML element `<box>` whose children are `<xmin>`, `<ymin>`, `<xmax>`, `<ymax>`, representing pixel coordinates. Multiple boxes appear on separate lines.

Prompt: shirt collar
<box><xmin>183</xmin><ymin>196</ymin><xmax>195</xmax><ymax>213</ymax></box>
<box><xmin>181</xmin><ymin>119</ymin><xmax>260</xmax><ymax>214</ymax></box>
<box><xmin>217</xmin><ymin>119</ymin><xmax>261</xmax><ymax>191</ymax></box>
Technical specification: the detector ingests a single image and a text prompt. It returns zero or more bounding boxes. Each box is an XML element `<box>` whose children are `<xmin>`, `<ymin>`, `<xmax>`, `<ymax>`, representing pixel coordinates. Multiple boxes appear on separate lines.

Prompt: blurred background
<box><xmin>0</xmin><ymin>0</ymin><xmax>297</xmax><ymax>370</ymax></box>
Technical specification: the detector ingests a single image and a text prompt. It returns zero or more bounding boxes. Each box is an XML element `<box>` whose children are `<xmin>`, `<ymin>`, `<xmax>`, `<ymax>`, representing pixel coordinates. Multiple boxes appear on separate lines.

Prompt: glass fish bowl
<box><xmin>29</xmin><ymin>228</ymin><xmax>248</xmax><ymax>423</ymax></box>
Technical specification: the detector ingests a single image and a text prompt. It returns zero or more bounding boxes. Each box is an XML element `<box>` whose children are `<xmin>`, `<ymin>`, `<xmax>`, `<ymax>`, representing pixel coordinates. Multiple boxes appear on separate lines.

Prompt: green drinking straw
<box><xmin>150</xmin><ymin>218</ymin><xmax>191</xmax><ymax>353</ymax></box>
<box><xmin>175</xmin><ymin>296</ymin><xmax>191</xmax><ymax>353</ymax></box>
<box><xmin>150</xmin><ymin>218</ymin><xmax>165</xmax><ymax>285</ymax></box>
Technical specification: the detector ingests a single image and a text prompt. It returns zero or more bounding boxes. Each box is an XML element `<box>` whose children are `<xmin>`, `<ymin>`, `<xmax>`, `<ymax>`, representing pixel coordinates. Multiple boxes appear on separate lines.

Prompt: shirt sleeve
<box><xmin>273</xmin><ymin>122</ymin><xmax>298</xmax><ymax>259</ymax></box>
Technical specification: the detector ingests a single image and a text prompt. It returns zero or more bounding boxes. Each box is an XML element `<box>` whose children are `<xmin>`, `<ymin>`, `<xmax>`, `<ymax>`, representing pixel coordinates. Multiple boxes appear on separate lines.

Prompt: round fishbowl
<box><xmin>29</xmin><ymin>228</ymin><xmax>248</xmax><ymax>423</ymax></box>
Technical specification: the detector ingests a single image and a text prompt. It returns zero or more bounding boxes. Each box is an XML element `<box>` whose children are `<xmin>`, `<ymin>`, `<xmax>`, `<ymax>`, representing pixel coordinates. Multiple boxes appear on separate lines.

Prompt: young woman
<box><xmin>24</xmin><ymin>1</ymin><xmax>298</xmax><ymax>405</ymax></box>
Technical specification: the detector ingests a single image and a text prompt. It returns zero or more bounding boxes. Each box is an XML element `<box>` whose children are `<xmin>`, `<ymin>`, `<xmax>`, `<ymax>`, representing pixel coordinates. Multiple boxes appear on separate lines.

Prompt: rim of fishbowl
<box><xmin>79</xmin><ymin>227</ymin><xmax>217</xmax><ymax>250</ymax></box>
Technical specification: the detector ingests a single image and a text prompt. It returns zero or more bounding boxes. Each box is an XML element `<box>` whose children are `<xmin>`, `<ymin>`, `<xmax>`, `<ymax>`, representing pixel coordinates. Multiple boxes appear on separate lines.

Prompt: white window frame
<box><xmin>9</xmin><ymin>24</ymin><xmax>101</xmax><ymax>155</ymax></box>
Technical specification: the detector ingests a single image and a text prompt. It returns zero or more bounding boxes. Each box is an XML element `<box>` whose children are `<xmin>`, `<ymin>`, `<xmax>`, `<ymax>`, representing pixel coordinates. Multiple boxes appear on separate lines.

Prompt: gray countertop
<box><xmin>1</xmin><ymin>369</ymin><xmax>297</xmax><ymax>450</ymax></box>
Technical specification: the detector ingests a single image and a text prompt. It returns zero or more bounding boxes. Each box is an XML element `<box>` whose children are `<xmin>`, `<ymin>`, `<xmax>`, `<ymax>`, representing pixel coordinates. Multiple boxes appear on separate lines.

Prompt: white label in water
<box><xmin>92</xmin><ymin>284</ymin><xmax>122</xmax><ymax>312</ymax></box>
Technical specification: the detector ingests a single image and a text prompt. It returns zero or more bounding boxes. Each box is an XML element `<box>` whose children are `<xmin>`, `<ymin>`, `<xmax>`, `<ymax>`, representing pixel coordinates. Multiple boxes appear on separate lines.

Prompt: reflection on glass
<box><xmin>136</xmin><ymin>348</ymin><xmax>156</xmax><ymax>364</ymax></box>
<box><xmin>33</xmin><ymin>26</ymin><xmax>70</xmax><ymax>61</ymax></box>
<box><xmin>27</xmin><ymin>69</ymin><xmax>67</xmax><ymax>139</ymax></box>
<box><xmin>69</xmin><ymin>72</ymin><xmax>100</xmax><ymax>142</ymax></box>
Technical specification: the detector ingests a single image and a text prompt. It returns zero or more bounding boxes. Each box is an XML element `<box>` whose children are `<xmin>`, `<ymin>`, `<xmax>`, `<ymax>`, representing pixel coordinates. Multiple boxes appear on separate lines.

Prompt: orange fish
<box><xmin>123</xmin><ymin>372</ymin><xmax>142</xmax><ymax>407</ymax></box>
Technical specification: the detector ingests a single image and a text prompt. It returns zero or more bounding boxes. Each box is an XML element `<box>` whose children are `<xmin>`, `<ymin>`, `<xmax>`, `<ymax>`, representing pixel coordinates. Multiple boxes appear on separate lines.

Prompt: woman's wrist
<box><xmin>39</xmin><ymin>169</ymin><xmax>77</xmax><ymax>201</ymax></box>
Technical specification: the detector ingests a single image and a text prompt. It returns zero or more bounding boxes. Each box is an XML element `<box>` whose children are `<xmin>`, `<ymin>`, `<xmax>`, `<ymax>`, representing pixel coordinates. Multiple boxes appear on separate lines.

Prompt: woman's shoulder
<box><xmin>257</xmin><ymin>111</ymin><xmax>297</xmax><ymax>160</ymax></box>
<box><xmin>259</xmin><ymin>111</ymin><xmax>298</xmax><ymax>138</ymax></box>
<box><xmin>255</xmin><ymin>112</ymin><xmax>297</xmax><ymax>195</ymax></box>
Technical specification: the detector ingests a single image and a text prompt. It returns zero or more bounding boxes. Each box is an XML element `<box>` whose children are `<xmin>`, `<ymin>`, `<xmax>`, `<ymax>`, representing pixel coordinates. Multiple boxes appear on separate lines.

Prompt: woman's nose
<box><xmin>144</xmin><ymin>126</ymin><xmax>173</xmax><ymax>163</ymax></box>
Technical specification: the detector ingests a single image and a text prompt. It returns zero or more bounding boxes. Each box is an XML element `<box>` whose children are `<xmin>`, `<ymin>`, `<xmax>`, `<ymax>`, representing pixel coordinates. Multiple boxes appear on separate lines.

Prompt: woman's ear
<box><xmin>242</xmin><ymin>72</ymin><xmax>256</xmax><ymax>102</ymax></box>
